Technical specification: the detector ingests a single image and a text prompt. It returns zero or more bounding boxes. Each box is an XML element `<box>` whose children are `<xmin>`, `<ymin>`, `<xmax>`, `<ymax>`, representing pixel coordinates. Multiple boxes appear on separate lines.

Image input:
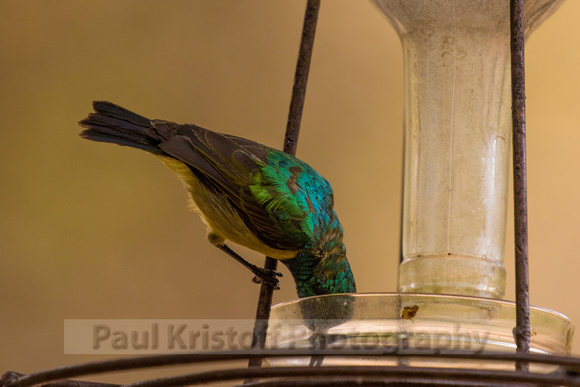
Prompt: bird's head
<box><xmin>282</xmin><ymin>250</ymin><xmax>356</xmax><ymax>298</ymax></box>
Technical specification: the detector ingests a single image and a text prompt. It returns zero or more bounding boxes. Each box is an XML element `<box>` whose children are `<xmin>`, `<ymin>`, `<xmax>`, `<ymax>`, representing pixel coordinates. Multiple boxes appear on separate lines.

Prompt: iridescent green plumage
<box><xmin>79</xmin><ymin>101</ymin><xmax>356</xmax><ymax>297</ymax></box>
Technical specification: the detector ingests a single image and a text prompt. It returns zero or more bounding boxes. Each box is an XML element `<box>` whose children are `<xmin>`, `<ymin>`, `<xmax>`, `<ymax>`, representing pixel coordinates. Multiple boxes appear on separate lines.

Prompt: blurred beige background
<box><xmin>1</xmin><ymin>0</ymin><xmax>579</xmax><ymax>383</ymax></box>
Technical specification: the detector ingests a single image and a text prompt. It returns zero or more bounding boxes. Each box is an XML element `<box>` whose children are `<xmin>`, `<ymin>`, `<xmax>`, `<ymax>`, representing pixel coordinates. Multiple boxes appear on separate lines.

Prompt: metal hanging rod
<box><xmin>248</xmin><ymin>0</ymin><xmax>321</xmax><ymax>370</ymax></box>
<box><xmin>510</xmin><ymin>0</ymin><xmax>531</xmax><ymax>371</ymax></box>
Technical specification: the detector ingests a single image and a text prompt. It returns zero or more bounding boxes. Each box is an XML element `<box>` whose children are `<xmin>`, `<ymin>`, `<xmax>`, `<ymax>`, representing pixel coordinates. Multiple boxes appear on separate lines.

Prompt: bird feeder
<box><xmin>266</xmin><ymin>0</ymin><xmax>574</xmax><ymax>370</ymax></box>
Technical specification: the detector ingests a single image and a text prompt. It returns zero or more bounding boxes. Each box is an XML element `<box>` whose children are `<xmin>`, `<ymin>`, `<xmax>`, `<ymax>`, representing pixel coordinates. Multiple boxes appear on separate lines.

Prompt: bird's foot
<box><xmin>251</xmin><ymin>268</ymin><xmax>283</xmax><ymax>290</ymax></box>
<box><xmin>214</xmin><ymin>243</ymin><xmax>283</xmax><ymax>290</ymax></box>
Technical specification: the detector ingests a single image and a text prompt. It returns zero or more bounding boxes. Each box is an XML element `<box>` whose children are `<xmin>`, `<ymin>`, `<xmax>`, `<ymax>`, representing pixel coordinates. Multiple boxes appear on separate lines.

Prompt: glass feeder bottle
<box><xmin>371</xmin><ymin>0</ymin><xmax>565</xmax><ymax>298</ymax></box>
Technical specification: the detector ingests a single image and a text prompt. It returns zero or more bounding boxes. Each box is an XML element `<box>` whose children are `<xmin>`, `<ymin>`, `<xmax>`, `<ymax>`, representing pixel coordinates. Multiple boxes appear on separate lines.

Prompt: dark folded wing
<box><xmin>151</xmin><ymin>121</ymin><xmax>333</xmax><ymax>252</ymax></box>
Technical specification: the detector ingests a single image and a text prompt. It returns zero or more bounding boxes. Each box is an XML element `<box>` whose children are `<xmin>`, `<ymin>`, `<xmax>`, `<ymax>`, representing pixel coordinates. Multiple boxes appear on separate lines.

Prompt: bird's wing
<box><xmin>242</xmin><ymin>149</ymin><xmax>335</xmax><ymax>252</ymax></box>
<box><xmin>151</xmin><ymin>120</ymin><xmax>333</xmax><ymax>252</ymax></box>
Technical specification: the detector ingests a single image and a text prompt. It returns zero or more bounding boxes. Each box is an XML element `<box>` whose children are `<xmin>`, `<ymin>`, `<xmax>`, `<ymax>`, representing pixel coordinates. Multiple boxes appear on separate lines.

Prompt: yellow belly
<box><xmin>157</xmin><ymin>156</ymin><xmax>297</xmax><ymax>260</ymax></box>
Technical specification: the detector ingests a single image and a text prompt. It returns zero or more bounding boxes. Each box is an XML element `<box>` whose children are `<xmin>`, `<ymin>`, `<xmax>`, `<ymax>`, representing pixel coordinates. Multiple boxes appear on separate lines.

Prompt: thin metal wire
<box><xmin>509</xmin><ymin>0</ymin><xmax>531</xmax><ymax>372</ymax></box>
<box><xmin>281</xmin><ymin>0</ymin><xmax>321</xmax><ymax>156</ymax></box>
<box><xmin>126</xmin><ymin>366</ymin><xmax>580</xmax><ymax>387</ymax></box>
<box><xmin>248</xmin><ymin>0</ymin><xmax>321</xmax><ymax>369</ymax></box>
<box><xmin>4</xmin><ymin>350</ymin><xmax>580</xmax><ymax>387</ymax></box>
<box><xmin>241</xmin><ymin>379</ymin><xmax>518</xmax><ymax>387</ymax></box>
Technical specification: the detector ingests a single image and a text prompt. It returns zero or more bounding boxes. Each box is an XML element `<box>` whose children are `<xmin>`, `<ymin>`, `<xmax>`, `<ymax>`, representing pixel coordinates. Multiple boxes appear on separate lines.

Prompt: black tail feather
<box><xmin>92</xmin><ymin>101</ymin><xmax>151</xmax><ymax>127</ymax></box>
<box><xmin>79</xmin><ymin>101</ymin><xmax>164</xmax><ymax>155</ymax></box>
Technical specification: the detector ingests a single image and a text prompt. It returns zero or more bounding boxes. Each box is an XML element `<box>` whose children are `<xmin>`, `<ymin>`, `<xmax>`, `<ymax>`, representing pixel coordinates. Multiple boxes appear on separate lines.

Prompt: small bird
<box><xmin>79</xmin><ymin>101</ymin><xmax>356</xmax><ymax>297</ymax></box>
